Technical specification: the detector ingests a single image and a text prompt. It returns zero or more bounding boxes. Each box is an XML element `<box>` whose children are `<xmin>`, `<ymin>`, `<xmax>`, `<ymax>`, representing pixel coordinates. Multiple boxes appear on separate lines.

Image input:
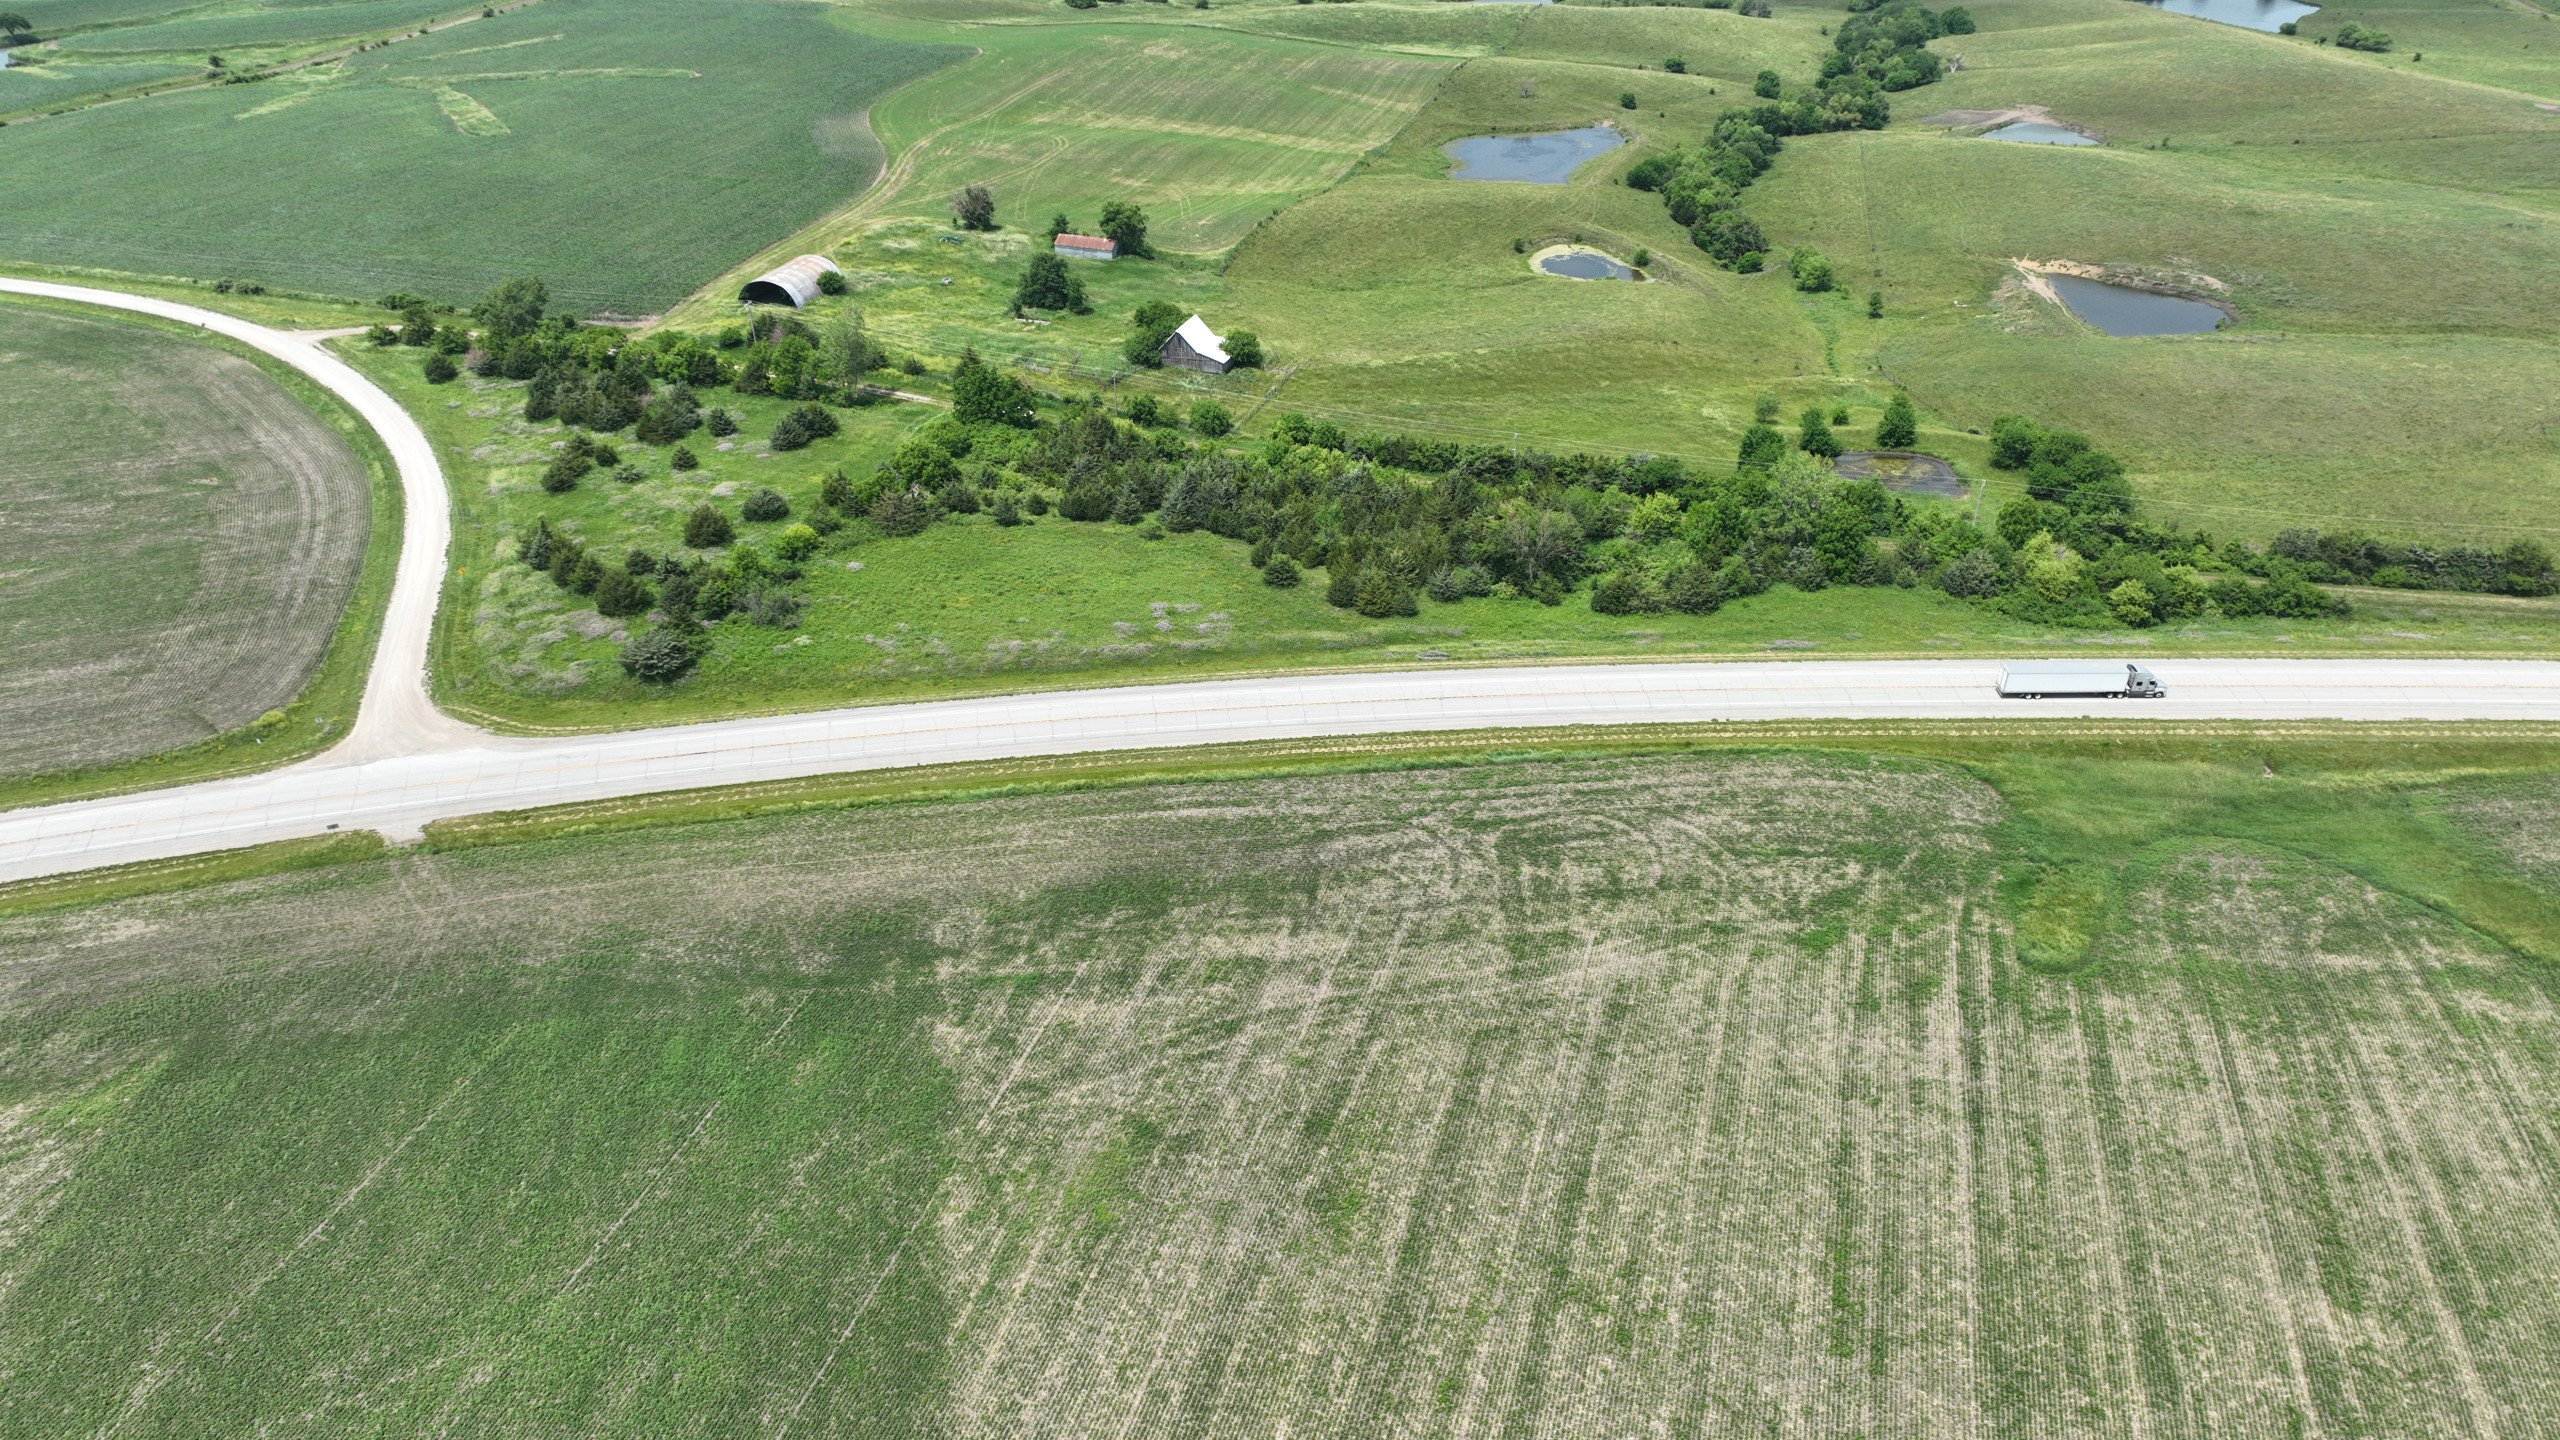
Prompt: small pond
<box><xmin>1981</xmin><ymin>121</ymin><xmax>2096</xmax><ymax>146</ymax></box>
<box><xmin>2138</xmin><ymin>0</ymin><xmax>2319</xmax><ymax>32</ymax></box>
<box><xmin>2048</xmin><ymin>274</ymin><xmax>2228</xmax><ymax>337</ymax></box>
<box><xmin>1535</xmin><ymin>248</ymin><xmax>1635</xmax><ymax>281</ymax></box>
<box><xmin>1837</xmin><ymin>452</ymin><xmax>1967</xmax><ymax>497</ymax></box>
<box><xmin>1445</xmin><ymin>126</ymin><xmax>1623</xmax><ymax>184</ymax></box>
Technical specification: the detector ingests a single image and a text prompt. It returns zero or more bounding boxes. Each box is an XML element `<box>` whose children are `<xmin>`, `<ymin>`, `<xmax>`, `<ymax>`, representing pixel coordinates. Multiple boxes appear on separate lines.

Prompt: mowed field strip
<box><xmin>6</xmin><ymin>755</ymin><xmax>2560</xmax><ymax>1435</ymax></box>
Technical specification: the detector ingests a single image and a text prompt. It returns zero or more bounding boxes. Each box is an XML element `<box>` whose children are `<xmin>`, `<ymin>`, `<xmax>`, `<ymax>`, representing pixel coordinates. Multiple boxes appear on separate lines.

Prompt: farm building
<box><xmin>738</xmin><ymin>254</ymin><xmax>841</xmax><ymax>308</ymax></box>
<box><xmin>1053</xmin><ymin>233</ymin><xmax>1119</xmax><ymax>261</ymax></box>
<box><xmin>1161</xmin><ymin>314</ymin><xmax>1231</xmax><ymax>374</ymax></box>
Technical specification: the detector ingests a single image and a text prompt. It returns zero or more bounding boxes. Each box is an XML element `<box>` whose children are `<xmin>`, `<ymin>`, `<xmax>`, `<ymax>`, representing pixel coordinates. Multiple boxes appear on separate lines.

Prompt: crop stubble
<box><xmin>0</xmin><ymin>756</ymin><xmax>2556</xmax><ymax>1436</ymax></box>
<box><xmin>0</xmin><ymin>302</ymin><xmax>369</xmax><ymax>780</ymax></box>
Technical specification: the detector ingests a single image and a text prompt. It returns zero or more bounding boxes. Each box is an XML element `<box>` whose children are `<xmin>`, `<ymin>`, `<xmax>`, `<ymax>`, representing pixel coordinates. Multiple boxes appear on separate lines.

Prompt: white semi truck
<box><xmin>1997</xmin><ymin>662</ymin><xmax>2165</xmax><ymax>699</ymax></box>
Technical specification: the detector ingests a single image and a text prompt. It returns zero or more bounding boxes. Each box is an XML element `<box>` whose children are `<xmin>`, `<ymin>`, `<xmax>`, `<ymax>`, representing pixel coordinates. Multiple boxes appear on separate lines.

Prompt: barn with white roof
<box><xmin>1160</xmin><ymin>314</ymin><xmax>1230</xmax><ymax>374</ymax></box>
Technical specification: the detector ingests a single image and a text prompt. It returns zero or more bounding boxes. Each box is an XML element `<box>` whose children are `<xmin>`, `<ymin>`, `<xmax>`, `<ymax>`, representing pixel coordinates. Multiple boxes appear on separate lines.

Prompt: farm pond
<box><xmin>1445</xmin><ymin>126</ymin><xmax>1622</xmax><ymax>183</ymax></box>
<box><xmin>1981</xmin><ymin>121</ymin><xmax>2096</xmax><ymax>146</ymax></box>
<box><xmin>2138</xmin><ymin>0</ymin><xmax>2318</xmax><ymax>32</ymax></box>
<box><xmin>1534</xmin><ymin>246</ymin><xmax>1635</xmax><ymax>280</ymax></box>
<box><xmin>2049</xmin><ymin>274</ymin><xmax>2229</xmax><ymax>336</ymax></box>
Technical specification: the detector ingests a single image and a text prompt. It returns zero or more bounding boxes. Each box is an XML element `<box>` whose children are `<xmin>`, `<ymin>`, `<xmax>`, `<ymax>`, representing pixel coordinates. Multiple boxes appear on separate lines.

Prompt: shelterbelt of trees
<box><xmin>1628</xmin><ymin>0</ymin><xmax>1969</xmax><ymax>270</ymax></box>
<box><xmin>400</xmin><ymin>278</ymin><xmax>2553</xmax><ymax>685</ymax></box>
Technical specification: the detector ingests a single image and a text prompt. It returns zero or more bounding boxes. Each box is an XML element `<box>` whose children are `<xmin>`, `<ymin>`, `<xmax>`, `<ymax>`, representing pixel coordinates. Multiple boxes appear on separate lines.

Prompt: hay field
<box><xmin>5</xmin><ymin>749</ymin><xmax>2560</xmax><ymax>1436</ymax></box>
<box><xmin>797</xmin><ymin>22</ymin><xmax>1454</xmax><ymax>257</ymax></box>
<box><xmin>0</xmin><ymin>300</ymin><xmax>371</xmax><ymax>781</ymax></box>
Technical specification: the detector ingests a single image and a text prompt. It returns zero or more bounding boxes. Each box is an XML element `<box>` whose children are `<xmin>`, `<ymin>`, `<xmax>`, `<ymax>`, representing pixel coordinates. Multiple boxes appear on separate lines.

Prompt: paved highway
<box><xmin>5</xmin><ymin>280</ymin><xmax>2558</xmax><ymax>885</ymax></box>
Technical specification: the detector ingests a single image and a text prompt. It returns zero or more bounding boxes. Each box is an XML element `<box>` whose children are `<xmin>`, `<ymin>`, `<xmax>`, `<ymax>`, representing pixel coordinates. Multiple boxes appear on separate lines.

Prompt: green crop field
<box><xmin>0</xmin><ymin>0</ymin><xmax>962</xmax><ymax>312</ymax></box>
<box><xmin>0</xmin><ymin>299</ymin><xmax>375</xmax><ymax>782</ymax></box>
<box><xmin>6</xmin><ymin>740</ymin><xmax>2560</xmax><ymax>1435</ymax></box>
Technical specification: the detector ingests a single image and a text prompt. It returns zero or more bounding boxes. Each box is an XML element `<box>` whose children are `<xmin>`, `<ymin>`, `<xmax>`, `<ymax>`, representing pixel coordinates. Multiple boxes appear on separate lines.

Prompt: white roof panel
<box><xmin>1171</xmin><ymin>314</ymin><xmax>1228</xmax><ymax>365</ymax></box>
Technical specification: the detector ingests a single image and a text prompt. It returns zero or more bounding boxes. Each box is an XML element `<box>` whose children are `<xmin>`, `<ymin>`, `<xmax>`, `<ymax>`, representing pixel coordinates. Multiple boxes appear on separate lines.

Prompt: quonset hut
<box><xmin>738</xmin><ymin>254</ymin><xmax>842</xmax><ymax>308</ymax></box>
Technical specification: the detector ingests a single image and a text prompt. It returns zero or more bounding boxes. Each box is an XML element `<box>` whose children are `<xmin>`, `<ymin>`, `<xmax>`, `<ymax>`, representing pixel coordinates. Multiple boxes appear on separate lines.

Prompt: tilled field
<box><xmin>0</xmin><ymin>302</ymin><xmax>369</xmax><ymax>780</ymax></box>
<box><xmin>2</xmin><ymin>754</ymin><xmax>2556</xmax><ymax>1437</ymax></box>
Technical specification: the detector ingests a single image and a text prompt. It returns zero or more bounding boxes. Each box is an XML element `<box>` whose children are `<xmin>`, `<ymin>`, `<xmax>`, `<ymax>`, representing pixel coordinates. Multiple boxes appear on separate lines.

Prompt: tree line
<box><xmin>1627</xmin><ymin>0</ymin><xmax>1960</xmax><ymax>270</ymax></box>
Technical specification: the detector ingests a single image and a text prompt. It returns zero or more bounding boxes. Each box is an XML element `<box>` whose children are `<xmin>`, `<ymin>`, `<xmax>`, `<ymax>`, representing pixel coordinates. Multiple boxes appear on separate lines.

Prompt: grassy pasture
<box><xmin>350</xmin><ymin>340</ymin><xmax>2560</xmax><ymax>736</ymax></box>
<box><xmin>6</xmin><ymin>745</ymin><xmax>2560</xmax><ymax>1434</ymax></box>
<box><xmin>854</xmin><ymin>24</ymin><xmax>1451</xmax><ymax>255</ymax></box>
<box><xmin>667</xmin><ymin>19</ymin><xmax>1459</xmax><ymax>326</ymax></box>
<box><xmin>0</xmin><ymin>299</ymin><xmax>375</xmax><ymax>782</ymax></box>
<box><xmin>0</xmin><ymin>0</ymin><xmax>962</xmax><ymax>311</ymax></box>
<box><xmin>2295</xmin><ymin>0</ymin><xmax>2560</xmax><ymax>98</ymax></box>
<box><xmin>1744</xmin><ymin>127</ymin><xmax>2560</xmax><ymax>538</ymax></box>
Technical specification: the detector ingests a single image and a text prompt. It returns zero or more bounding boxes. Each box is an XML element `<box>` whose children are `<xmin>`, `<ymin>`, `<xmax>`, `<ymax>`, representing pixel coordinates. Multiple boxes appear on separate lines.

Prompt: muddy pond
<box><xmin>1981</xmin><ymin>121</ymin><xmax>2095</xmax><ymax>146</ymax></box>
<box><xmin>2139</xmin><ymin>0</ymin><xmax>2318</xmax><ymax>32</ymax></box>
<box><xmin>1445</xmin><ymin>126</ymin><xmax>1623</xmax><ymax>183</ymax></box>
<box><xmin>1535</xmin><ymin>247</ymin><xmax>1635</xmax><ymax>280</ymax></box>
<box><xmin>1836</xmin><ymin>452</ymin><xmax>1967</xmax><ymax>497</ymax></box>
<box><xmin>2048</xmin><ymin>275</ymin><xmax>2228</xmax><ymax>336</ymax></box>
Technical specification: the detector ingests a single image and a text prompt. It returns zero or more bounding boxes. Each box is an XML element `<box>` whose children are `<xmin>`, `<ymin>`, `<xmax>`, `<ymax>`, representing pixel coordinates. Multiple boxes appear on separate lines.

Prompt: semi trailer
<box><xmin>1997</xmin><ymin>662</ymin><xmax>2165</xmax><ymax>699</ymax></box>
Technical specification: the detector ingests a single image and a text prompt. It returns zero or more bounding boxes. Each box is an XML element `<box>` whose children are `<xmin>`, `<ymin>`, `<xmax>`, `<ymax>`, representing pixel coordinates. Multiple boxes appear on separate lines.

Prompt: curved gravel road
<box><xmin>4</xmin><ymin>278</ymin><xmax>2558</xmax><ymax>884</ymax></box>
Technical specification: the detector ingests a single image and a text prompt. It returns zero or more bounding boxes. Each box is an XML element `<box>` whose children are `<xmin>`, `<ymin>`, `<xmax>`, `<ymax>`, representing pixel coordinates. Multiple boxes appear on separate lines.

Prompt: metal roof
<box><xmin>737</xmin><ymin>253</ymin><xmax>841</xmax><ymax>308</ymax></box>
<box><xmin>1168</xmin><ymin>314</ymin><xmax>1228</xmax><ymax>365</ymax></box>
<box><xmin>1053</xmin><ymin>233</ymin><xmax>1118</xmax><ymax>253</ymax></box>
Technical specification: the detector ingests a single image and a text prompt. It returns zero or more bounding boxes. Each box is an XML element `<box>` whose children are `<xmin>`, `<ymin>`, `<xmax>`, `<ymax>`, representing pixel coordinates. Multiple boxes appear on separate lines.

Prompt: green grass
<box><xmin>0</xmin><ymin>54</ymin><xmax>198</xmax><ymax>110</ymax></box>
<box><xmin>0</xmin><ymin>296</ymin><xmax>399</xmax><ymax>803</ymax></box>
<box><xmin>665</xmin><ymin>17</ymin><xmax>1458</xmax><ymax>326</ymax></box>
<box><xmin>1746</xmin><ymin>126</ymin><xmax>2560</xmax><ymax>539</ymax></box>
<box><xmin>58</xmin><ymin>0</ymin><xmax>481</xmax><ymax>55</ymax></box>
<box><xmin>0</xmin><ymin>0</ymin><xmax>963</xmax><ymax>311</ymax></box>
<box><xmin>345</xmin><ymin>330</ymin><xmax>2560</xmax><ymax>733</ymax></box>
<box><xmin>2295</xmin><ymin>0</ymin><xmax>2560</xmax><ymax>99</ymax></box>
<box><xmin>9</xmin><ymin>738</ymin><xmax>2560</xmax><ymax>1433</ymax></box>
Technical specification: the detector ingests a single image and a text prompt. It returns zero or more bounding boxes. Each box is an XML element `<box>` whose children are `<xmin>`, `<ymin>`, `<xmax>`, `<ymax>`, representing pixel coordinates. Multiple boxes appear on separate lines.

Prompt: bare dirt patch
<box><xmin>1917</xmin><ymin>102</ymin><xmax>2093</xmax><ymax>138</ymax></box>
<box><xmin>0</xmin><ymin>303</ymin><xmax>370</xmax><ymax>780</ymax></box>
<box><xmin>1835</xmin><ymin>450</ymin><xmax>1966</xmax><ymax>497</ymax></box>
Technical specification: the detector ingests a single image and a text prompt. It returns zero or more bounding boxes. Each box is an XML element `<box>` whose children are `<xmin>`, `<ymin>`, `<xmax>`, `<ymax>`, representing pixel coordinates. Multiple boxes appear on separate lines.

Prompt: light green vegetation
<box><xmin>0</xmin><ymin>0</ymin><xmax>962</xmax><ymax>312</ymax></box>
<box><xmin>7</xmin><ymin>738</ymin><xmax>2560</xmax><ymax>1434</ymax></box>
<box><xmin>847</xmin><ymin>24</ymin><xmax>1450</xmax><ymax>255</ymax></box>
<box><xmin>0</xmin><ymin>298</ymin><xmax>394</xmax><ymax>799</ymax></box>
<box><xmin>2298</xmin><ymin>0</ymin><xmax>2560</xmax><ymax>97</ymax></box>
<box><xmin>669</xmin><ymin>15</ymin><xmax>1460</xmax><ymax>329</ymax></box>
<box><xmin>346</xmin><ymin>340</ymin><xmax>2560</xmax><ymax>732</ymax></box>
<box><xmin>761</xmin><ymin>0</ymin><xmax>2559</xmax><ymax>550</ymax></box>
<box><xmin>56</xmin><ymin>0</ymin><xmax>475</xmax><ymax>54</ymax></box>
<box><xmin>0</xmin><ymin>54</ymin><xmax>196</xmax><ymax>109</ymax></box>
<box><xmin>0</xmin><ymin>0</ymin><xmax>488</xmax><ymax>118</ymax></box>
<box><xmin>1741</xmin><ymin>0</ymin><xmax>2560</xmax><ymax>542</ymax></box>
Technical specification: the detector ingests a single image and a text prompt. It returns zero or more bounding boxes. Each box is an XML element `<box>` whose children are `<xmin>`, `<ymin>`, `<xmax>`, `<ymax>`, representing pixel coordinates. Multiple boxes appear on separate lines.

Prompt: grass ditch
<box><xmin>405</xmin><ymin>719</ymin><xmax>2560</xmax><ymax>970</ymax></box>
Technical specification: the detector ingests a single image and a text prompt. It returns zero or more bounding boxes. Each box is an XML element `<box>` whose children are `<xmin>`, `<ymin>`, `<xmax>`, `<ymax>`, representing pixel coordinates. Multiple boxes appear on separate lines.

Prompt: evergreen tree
<box><xmin>684</xmin><ymin>503</ymin><xmax>734</xmax><ymax>549</ymax></box>
<box><xmin>1875</xmin><ymin>393</ymin><xmax>1919</xmax><ymax>449</ymax></box>
<box><xmin>1797</xmin><ymin>406</ymin><xmax>1841</xmax><ymax>459</ymax></box>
